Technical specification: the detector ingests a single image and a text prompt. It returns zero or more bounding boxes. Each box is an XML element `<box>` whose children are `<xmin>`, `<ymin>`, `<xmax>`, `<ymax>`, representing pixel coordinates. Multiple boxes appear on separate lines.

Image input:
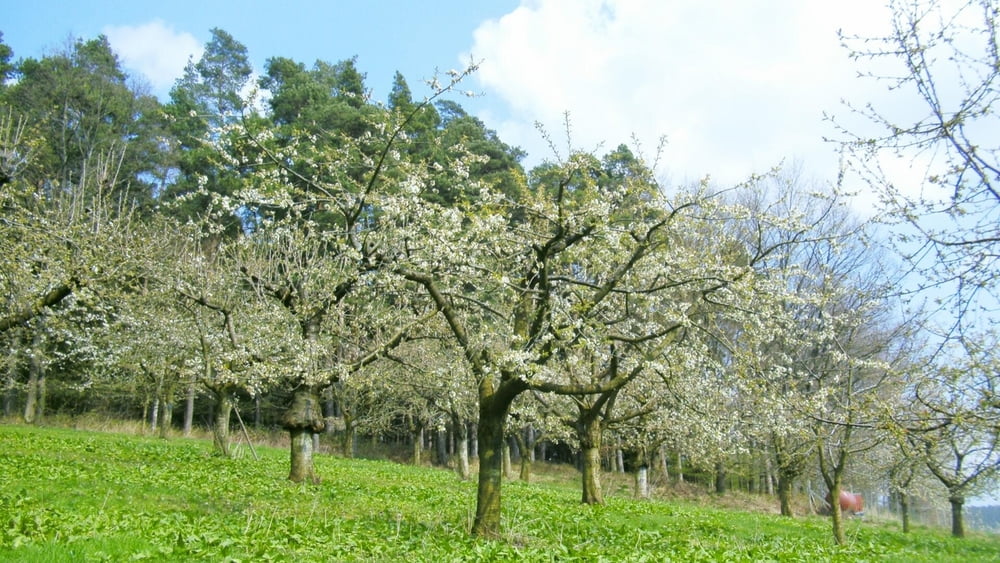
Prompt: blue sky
<box><xmin>2</xmin><ymin>1</ymin><xmax>517</xmax><ymax>105</ymax></box>
<box><xmin>4</xmin><ymin>0</ymin><xmax>906</xmax><ymax>189</ymax></box>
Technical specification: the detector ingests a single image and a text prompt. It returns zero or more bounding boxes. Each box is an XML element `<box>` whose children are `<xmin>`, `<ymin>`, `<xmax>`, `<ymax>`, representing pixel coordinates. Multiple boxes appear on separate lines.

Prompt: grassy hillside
<box><xmin>0</xmin><ymin>425</ymin><xmax>997</xmax><ymax>561</ymax></box>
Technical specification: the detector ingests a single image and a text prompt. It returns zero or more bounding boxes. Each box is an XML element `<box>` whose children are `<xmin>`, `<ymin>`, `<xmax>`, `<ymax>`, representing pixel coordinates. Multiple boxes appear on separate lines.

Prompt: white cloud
<box><xmin>104</xmin><ymin>20</ymin><xmax>203</xmax><ymax>97</ymax></box>
<box><xmin>467</xmin><ymin>0</ymin><xmax>895</xmax><ymax>187</ymax></box>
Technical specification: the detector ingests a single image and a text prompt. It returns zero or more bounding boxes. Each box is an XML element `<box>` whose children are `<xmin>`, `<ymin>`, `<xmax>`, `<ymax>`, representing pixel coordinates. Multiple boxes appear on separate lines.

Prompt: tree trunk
<box><xmin>829</xmin><ymin>483</ymin><xmax>846</xmax><ymax>545</ymax></box>
<box><xmin>454</xmin><ymin>416</ymin><xmax>470</xmax><ymax>480</ymax></box>
<box><xmin>764</xmin><ymin>452</ymin><xmax>775</xmax><ymax>496</ymax></box>
<box><xmin>635</xmin><ymin>464</ymin><xmax>650</xmax><ymax>499</ymax></box>
<box><xmin>471</xmin><ymin>383</ymin><xmax>522</xmax><ymax>539</ymax></box>
<box><xmin>715</xmin><ymin>460</ymin><xmax>727</xmax><ymax>494</ymax></box>
<box><xmin>501</xmin><ymin>437</ymin><xmax>512</xmax><ymax>479</ymax></box>
<box><xmin>900</xmin><ymin>492</ymin><xmax>911</xmax><ymax>533</ymax></box>
<box><xmin>675</xmin><ymin>450</ymin><xmax>684</xmax><ymax>483</ymax></box>
<box><xmin>159</xmin><ymin>397</ymin><xmax>173</xmax><ymax>439</ymax></box>
<box><xmin>283</xmin><ymin>388</ymin><xmax>325</xmax><ymax>483</ymax></box>
<box><xmin>513</xmin><ymin>430</ymin><xmax>531</xmax><ymax>482</ymax></box>
<box><xmin>658</xmin><ymin>445</ymin><xmax>669</xmax><ymax>481</ymax></box>
<box><xmin>23</xmin><ymin>369</ymin><xmax>38</xmax><ymax>425</ymax></box>
<box><xmin>436</xmin><ymin>428</ymin><xmax>448</xmax><ymax>466</ymax></box>
<box><xmin>411</xmin><ymin>424</ymin><xmax>421</xmax><ymax>465</ymax></box>
<box><xmin>342</xmin><ymin>422</ymin><xmax>356</xmax><ymax>459</ymax></box>
<box><xmin>288</xmin><ymin>427</ymin><xmax>319</xmax><ymax>483</ymax></box>
<box><xmin>949</xmin><ymin>494</ymin><xmax>965</xmax><ymax>538</ymax></box>
<box><xmin>580</xmin><ymin>415</ymin><xmax>604</xmax><ymax>505</ymax></box>
<box><xmin>777</xmin><ymin>471</ymin><xmax>794</xmax><ymax>517</ymax></box>
<box><xmin>150</xmin><ymin>397</ymin><xmax>160</xmax><ymax>433</ymax></box>
<box><xmin>212</xmin><ymin>392</ymin><xmax>233</xmax><ymax>457</ymax></box>
<box><xmin>23</xmin><ymin>338</ymin><xmax>45</xmax><ymax>425</ymax></box>
<box><xmin>183</xmin><ymin>378</ymin><xmax>195</xmax><ymax>437</ymax></box>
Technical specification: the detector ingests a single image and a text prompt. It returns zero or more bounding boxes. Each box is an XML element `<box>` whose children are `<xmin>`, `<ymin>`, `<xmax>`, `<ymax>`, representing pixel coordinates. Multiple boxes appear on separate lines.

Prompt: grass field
<box><xmin>1</xmin><ymin>424</ymin><xmax>997</xmax><ymax>561</ymax></box>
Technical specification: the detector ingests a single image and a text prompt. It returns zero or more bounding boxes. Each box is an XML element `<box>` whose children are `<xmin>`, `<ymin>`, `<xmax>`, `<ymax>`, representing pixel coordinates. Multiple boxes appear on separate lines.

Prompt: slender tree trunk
<box><xmin>949</xmin><ymin>494</ymin><xmax>965</xmax><ymax>538</ymax></box>
<box><xmin>658</xmin><ymin>444</ymin><xmax>669</xmax><ymax>482</ymax></box>
<box><xmin>900</xmin><ymin>492</ymin><xmax>911</xmax><ymax>533</ymax></box>
<box><xmin>764</xmin><ymin>453</ymin><xmax>775</xmax><ymax>496</ymax></box>
<box><xmin>183</xmin><ymin>377</ymin><xmax>195</xmax><ymax>437</ymax></box>
<box><xmin>513</xmin><ymin>430</ymin><xmax>531</xmax><ymax>482</ymax></box>
<box><xmin>159</xmin><ymin>397</ymin><xmax>173</xmax><ymax>439</ymax></box>
<box><xmin>615</xmin><ymin>441</ymin><xmax>625</xmax><ymax>474</ymax></box>
<box><xmin>255</xmin><ymin>396</ymin><xmax>262</xmax><ymax>430</ymax></box>
<box><xmin>411</xmin><ymin>424</ymin><xmax>422</xmax><ymax>465</ymax></box>
<box><xmin>212</xmin><ymin>392</ymin><xmax>233</xmax><ymax>457</ymax></box>
<box><xmin>23</xmin><ymin>337</ymin><xmax>45</xmax><ymax>425</ymax></box>
<box><xmin>502</xmin><ymin>437</ymin><xmax>512</xmax><ymax>479</ymax></box>
<box><xmin>829</xmin><ymin>482</ymin><xmax>846</xmax><ymax>545</ymax></box>
<box><xmin>470</xmin><ymin>422</ymin><xmax>478</xmax><ymax>460</ymax></box>
<box><xmin>454</xmin><ymin>416</ymin><xmax>470</xmax><ymax>480</ymax></box>
<box><xmin>676</xmin><ymin>450</ymin><xmax>684</xmax><ymax>483</ymax></box>
<box><xmin>150</xmin><ymin>397</ymin><xmax>160</xmax><ymax>433</ymax></box>
<box><xmin>580</xmin><ymin>415</ymin><xmax>604</xmax><ymax>505</ymax></box>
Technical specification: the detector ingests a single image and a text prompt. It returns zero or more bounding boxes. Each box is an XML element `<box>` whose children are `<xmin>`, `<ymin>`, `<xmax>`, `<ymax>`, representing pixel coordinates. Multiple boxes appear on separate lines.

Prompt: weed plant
<box><xmin>1</xmin><ymin>425</ymin><xmax>997</xmax><ymax>561</ymax></box>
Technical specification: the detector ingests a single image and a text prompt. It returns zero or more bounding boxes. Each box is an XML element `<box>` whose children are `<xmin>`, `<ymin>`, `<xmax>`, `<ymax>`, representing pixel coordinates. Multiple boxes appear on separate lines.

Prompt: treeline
<box><xmin>0</xmin><ymin>27</ymin><xmax>996</xmax><ymax>544</ymax></box>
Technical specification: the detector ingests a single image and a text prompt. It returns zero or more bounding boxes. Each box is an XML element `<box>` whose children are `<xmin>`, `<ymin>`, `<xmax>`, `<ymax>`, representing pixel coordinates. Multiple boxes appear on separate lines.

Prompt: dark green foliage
<box><xmin>0</xmin><ymin>32</ymin><xmax>14</xmax><ymax>88</ymax></box>
<box><xmin>160</xmin><ymin>28</ymin><xmax>253</xmax><ymax>238</ymax></box>
<box><xmin>1</xmin><ymin>35</ymin><xmax>167</xmax><ymax>212</ymax></box>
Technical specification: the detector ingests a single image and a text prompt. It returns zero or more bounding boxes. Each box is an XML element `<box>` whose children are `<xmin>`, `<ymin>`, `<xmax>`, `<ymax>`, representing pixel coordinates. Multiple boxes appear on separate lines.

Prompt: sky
<box><xmin>3</xmin><ymin>0</ymin><xmax>909</xmax><ymax>191</ymax></box>
<box><xmin>4</xmin><ymin>0</ymin><xmax>1000</xmax><ymax>506</ymax></box>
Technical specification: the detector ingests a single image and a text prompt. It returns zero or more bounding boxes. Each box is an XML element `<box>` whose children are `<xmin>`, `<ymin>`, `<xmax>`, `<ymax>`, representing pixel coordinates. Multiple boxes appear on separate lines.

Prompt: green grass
<box><xmin>0</xmin><ymin>425</ymin><xmax>997</xmax><ymax>561</ymax></box>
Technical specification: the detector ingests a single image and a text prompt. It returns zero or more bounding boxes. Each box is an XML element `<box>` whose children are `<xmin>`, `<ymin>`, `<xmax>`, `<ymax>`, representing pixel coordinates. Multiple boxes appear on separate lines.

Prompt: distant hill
<box><xmin>968</xmin><ymin>505</ymin><xmax>1000</xmax><ymax>532</ymax></box>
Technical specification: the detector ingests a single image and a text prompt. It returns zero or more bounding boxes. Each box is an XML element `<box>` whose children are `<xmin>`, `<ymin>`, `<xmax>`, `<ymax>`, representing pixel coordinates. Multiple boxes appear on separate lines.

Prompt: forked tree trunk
<box><xmin>580</xmin><ymin>415</ymin><xmax>604</xmax><ymax>505</ymax></box>
<box><xmin>949</xmin><ymin>494</ymin><xmax>965</xmax><ymax>538</ymax></box>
